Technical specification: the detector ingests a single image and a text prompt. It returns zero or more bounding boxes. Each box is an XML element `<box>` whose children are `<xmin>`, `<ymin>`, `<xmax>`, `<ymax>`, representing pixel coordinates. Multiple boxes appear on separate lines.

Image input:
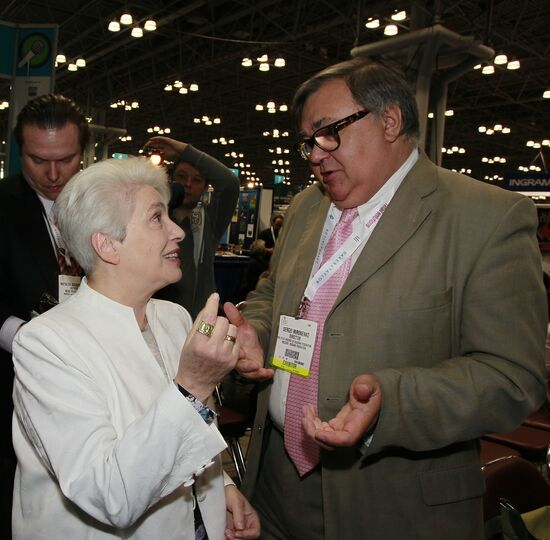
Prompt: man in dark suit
<box><xmin>258</xmin><ymin>213</ymin><xmax>284</xmax><ymax>259</ymax></box>
<box><xmin>225</xmin><ymin>60</ymin><xmax>547</xmax><ymax>539</ymax></box>
<box><xmin>0</xmin><ymin>94</ymin><xmax>89</xmax><ymax>537</ymax></box>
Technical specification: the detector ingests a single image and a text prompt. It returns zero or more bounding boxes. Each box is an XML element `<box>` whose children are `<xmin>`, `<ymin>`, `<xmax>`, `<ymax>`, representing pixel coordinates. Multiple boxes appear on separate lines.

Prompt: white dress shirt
<box><xmin>269</xmin><ymin>148</ymin><xmax>419</xmax><ymax>429</ymax></box>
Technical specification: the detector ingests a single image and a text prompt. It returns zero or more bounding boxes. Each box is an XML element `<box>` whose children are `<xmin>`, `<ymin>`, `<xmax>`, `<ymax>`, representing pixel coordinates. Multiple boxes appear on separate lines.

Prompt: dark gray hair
<box><xmin>14</xmin><ymin>94</ymin><xmax>90</xmax><ymax>153</ymax></box>
<box><xmin>54</xmin><ymin>157</ymin><xmax>170</xmax><ymax>274</ymax></box>
<box><xmin>291</xmin><ymin>59</ymin><xmax>419</xmax><ymax>144</ymax></box>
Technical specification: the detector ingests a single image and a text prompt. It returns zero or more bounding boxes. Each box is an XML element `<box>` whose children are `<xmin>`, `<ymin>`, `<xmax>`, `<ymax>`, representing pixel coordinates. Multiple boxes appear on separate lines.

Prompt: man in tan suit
<box><xmin>225</xmin><ymin>59</ymin><xmax>547</xmax><ymax>539</ymax></box>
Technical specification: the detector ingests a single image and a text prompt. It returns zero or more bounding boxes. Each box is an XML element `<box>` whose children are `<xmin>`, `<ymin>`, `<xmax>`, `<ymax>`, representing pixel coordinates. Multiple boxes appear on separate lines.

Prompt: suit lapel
<box><xmin>337</xmin><ymin>154</ymin><xmax>437</xmax><ymax>303</ymax></box>
<box><xmin>13</xmin><ymin>175</ymin><xmax>60</xmax><ymax>292</ymax></box>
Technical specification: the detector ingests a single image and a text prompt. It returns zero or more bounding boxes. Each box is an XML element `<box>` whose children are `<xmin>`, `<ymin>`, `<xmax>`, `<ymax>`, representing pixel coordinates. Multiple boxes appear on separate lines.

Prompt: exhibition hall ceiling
<box><xmin>1</xmin><ymin>0</ymin><xmax>549</xmax><ymax>188</ymax></box>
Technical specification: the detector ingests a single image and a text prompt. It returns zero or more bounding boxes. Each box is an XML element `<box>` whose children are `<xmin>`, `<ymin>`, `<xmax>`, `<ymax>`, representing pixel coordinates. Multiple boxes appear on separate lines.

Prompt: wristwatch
<box><xmin>175</xmin><ymin>383</ymin><xmax>215</xmax><ymax>425</ymax></box>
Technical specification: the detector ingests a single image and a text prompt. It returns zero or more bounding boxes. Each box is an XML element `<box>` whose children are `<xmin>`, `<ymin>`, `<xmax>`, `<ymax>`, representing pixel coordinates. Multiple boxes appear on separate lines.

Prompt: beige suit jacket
<box><xmin>242</xmin><ymin>154</ymin><xmax>547</xmax><ymax>540</ymax></box>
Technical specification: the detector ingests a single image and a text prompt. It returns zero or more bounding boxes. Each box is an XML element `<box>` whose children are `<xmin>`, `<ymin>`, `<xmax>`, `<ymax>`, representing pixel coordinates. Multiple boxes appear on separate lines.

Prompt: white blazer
<box><xmin>12</xmin><ymin>279</ymin><xmax>229</xmax><ymax>539</ymax></box>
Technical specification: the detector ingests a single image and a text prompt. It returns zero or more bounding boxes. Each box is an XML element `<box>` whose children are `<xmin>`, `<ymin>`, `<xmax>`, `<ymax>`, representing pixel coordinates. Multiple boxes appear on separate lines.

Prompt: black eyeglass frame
<box><xmin>293</xmin><ymin>109</ymin><xmax>369</xmax><ymax>160</ymax></box>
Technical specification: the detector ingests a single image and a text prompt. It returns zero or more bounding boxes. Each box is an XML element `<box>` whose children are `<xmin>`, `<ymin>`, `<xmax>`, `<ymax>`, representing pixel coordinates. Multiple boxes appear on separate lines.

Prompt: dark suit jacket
<box><xmin>242</xmin><ymin>154</ymin><xmax>547</xmax><ymax>540</ymax></box>
<box><xmin>0</xmin><ymin>174</ymin><xmax>59</xmax><ymax>329</ymax></box>
<box><xmin>0</xmin><ymin>173</ymin><xmax>60</xmax><ymax>538</ymax></box>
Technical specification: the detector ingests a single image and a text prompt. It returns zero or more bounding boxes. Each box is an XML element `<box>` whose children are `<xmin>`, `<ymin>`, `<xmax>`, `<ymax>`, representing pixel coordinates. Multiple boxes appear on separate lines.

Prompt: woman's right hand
<box><xmin>175</xmin><ymin>293</ymin><xmax>239</xmax><ymax>403</ymax></box>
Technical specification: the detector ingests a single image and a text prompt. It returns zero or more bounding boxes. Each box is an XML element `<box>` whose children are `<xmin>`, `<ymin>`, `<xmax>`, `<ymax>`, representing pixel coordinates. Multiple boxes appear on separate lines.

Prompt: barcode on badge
<box><xmin>285</xmin><ymin>348</ymin><xmax>299</xmax><ymax>361</ymax></box>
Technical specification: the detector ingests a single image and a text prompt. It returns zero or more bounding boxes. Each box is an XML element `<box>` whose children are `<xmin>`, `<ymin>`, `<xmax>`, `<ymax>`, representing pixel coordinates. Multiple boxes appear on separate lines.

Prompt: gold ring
<box><xmin>197</xmin><ymin>320</ymin><xmax>215</xmax><ymax>337</ymax></box>
<box><xmin>224</xmin><ymin>334</ymin><xmax>236</xmax><ymax>343</ymax></box>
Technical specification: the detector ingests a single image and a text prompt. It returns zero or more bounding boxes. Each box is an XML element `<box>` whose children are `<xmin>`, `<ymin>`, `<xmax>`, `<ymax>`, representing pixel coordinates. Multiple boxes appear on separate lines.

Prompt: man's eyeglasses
<box><xmin>293</xmin><ymin>110</ymin><xmax>369</xmax><ymax>161</ymax></box>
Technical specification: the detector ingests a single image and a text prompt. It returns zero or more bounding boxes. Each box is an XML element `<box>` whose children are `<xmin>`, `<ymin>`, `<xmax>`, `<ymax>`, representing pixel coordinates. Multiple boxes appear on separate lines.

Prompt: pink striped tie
<box><xmin>284</xmin><ymin>207</ymin><xmax>358</xmax><ymax>476</ymax></box>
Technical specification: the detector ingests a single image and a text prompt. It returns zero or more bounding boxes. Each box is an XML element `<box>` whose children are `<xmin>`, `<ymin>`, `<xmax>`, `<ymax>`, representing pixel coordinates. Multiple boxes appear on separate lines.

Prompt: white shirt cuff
<box><xmin>0</xmin><ymin>316</ymin><xmax>26</xmax><ymax>354</ymax></box>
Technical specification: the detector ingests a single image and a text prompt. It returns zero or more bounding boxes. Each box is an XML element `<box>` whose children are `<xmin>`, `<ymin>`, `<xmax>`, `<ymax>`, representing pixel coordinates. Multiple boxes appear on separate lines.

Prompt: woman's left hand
<box><xmin>224</xmin><ymin>484</ymin><xmax>260</xmax><ymax>539</ymax></box>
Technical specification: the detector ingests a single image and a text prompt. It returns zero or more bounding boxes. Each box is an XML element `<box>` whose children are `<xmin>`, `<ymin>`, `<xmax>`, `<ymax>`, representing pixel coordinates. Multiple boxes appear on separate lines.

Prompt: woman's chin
<box><xmin>166</xmin><ymin>269</ymin><xmax>183</xmax><ymax>286</ymax></box>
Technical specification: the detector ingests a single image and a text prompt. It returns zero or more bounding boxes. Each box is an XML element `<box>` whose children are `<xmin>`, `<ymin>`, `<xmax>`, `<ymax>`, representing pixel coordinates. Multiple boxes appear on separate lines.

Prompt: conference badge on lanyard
<box><xmin>58</xmin><ymin>275</ymin><xmax>81</xmax><ymax>302</ymax></box>
<box><xmin>272</xmin><ymin>315</ymin><xmax>317</xmax><ymax>377</ymax></box>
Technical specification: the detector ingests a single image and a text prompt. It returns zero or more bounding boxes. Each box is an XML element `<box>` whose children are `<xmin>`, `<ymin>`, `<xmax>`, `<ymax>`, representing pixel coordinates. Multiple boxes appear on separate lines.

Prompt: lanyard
<box><xmin>300</xmin><ymin>202</ymin><xmax>388</xmax><ymax>309</ymax></box>
<box><xmin>41</xmin><ymin>207</ymin><xmax>73</xmax><ymax>267</ymax></box>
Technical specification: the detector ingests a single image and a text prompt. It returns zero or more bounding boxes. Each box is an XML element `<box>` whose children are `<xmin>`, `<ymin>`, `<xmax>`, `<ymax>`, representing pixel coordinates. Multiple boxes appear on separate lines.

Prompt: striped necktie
<box><xmin>284</xmin><ymin>207</ymin><xmax>358</xmax><ymax>476</ymax></box>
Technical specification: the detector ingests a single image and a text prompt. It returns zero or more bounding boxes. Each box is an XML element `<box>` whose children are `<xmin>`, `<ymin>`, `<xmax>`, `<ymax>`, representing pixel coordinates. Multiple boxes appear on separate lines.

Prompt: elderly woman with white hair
<box><xmin>11</xmin><ymin>157</ymin><xmax>260</xmax><ymax>539</ymax></box>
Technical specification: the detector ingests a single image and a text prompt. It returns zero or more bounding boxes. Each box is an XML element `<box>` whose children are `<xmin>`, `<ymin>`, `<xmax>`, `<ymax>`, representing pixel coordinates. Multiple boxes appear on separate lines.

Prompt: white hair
<box><xmin>54</xmin><ymin>157</ymin><xmax>170</xmax><ymax>274</ymax></box>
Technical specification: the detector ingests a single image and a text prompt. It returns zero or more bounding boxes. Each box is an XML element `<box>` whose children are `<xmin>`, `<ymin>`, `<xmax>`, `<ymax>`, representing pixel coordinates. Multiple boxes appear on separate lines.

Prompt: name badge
<box><xmin>272</xmin><ymin>315</ymin><xmax>317</xmax><ymax>377</ymax></box>
<box><xmin>58</xmin><ymin>275</ymin><xmax>81</xmax><ymax>302</ymax></box>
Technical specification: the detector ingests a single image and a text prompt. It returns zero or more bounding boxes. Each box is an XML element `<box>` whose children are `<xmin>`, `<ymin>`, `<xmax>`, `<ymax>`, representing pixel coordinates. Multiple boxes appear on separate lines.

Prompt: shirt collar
<box><xmin>36</xmin><ymin>190</ymin><xmax>55</xmax><ymax>216</ymax></box>
<box><xmin>355</xmin><ymin>147</ymin><xmax>419</xmax><ymax>223</ymax></box>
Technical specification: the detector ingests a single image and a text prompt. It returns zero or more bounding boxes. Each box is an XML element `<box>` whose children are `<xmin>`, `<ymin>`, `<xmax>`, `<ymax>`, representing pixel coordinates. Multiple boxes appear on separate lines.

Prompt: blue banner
<box><xmin>0</xmin><ymin>22</ymin><xmax>16</xmax><ymax>77</ymax></box>
<box><xmin>503</xmin><ymin>173</ymin><xmax>550</xmax><ymax>192</ymax></box>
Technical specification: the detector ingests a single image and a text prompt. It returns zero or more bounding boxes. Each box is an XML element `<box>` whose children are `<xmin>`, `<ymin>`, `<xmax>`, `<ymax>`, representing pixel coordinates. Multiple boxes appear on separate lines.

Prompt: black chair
<box><xmin>499</xmin><ymin>498</ymin><xmax>539</xmax><ymax>540</ymax></box>
<box><xmin>215</xmin><ymin>385</ymin><xmax>249</xmax><ymax>486</ymax></box>
<box><xmin>483</xmin><ymin>455</ymin><xmax>550</xmax><ymax>538</ymax></box>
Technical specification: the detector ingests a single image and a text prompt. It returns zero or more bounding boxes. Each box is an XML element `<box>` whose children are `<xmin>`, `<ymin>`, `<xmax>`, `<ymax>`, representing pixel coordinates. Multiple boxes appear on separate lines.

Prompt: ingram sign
<box><xmin>503</xmin><ymin>173</ymin><xmax>550</xmax><ymax>192</ymax></box>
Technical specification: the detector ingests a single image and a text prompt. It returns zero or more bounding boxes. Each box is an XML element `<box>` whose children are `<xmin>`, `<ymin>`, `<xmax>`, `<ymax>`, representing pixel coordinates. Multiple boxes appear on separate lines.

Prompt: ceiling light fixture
<box><xmin>120</xmin><ymin>13</ymin><xmax>133</xmax><ymax>25</ymax></box>
<box><xmin>365</xmin><ymin>17</ymin><xmax>380</xmax><ymax>29</ymax></box>
<box><xmin>507</xmin><ymin>59</ymin><xmax>520</xmax><ymax>70</ymax></box>
<box><xmin>114</xmin><ymin>14</ymin><xmax>157</xmax><ymax>35</ymax></box>
<box><xmin>384</xmin><ymin>24</ymin><xmax>398</xmax><ymax>36</ymax></box>
<box><xmin>391</xmin><ymin>10</ymin><xmax>407</xmax><ymax>21</ymax></box>
<box><xmin>194</xmin><ymin>116</ymin><xmax>220</xmax><ymax>126</ymax></box>
<box><xmin>164</xmin><ymin>80</ymin><xmax>199</xmax><ymax>94</ymax></box>
<box><xmin>479</xmin><ymin>123</ymin><xmax>511</xmax><ymax>136</ymax></box>
<box><xmin>494</xmin><ymin>53</ymin><xmax>508</xmax><ymax>65</ymax></box>
<box><xmin>254</xmin><ymin>101</ymin><xmax>288</xmax><ymax>114</ymax></box>
<box><xmin>110</xmin><ymin>99</ymin><xmax>140</xmax><ymax>109</ymax></box>
<box><xmin>241</xmin><ymin>54</ymin><xmax>286</xmax><ymax>71</ymax></box>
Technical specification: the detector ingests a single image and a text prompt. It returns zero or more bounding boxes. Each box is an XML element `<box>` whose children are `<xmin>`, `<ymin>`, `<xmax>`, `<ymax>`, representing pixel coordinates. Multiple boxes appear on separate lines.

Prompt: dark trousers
<box><xmin>252</xmin><ymin>425</ymin><xmax>324</xmax><ymax>540</ymax></box>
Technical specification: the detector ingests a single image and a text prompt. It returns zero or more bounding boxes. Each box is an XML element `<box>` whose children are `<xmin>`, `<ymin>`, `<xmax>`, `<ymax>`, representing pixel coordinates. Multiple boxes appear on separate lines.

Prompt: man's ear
<box><xmin>91</xmin><ymin>232</ymin><xmax>120</xmax><ymax>265</ymax></box>
<box><xmin>382</xmin><ymin>104</ymin><xmax>404</xmax><ymax>143</ymax></box>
